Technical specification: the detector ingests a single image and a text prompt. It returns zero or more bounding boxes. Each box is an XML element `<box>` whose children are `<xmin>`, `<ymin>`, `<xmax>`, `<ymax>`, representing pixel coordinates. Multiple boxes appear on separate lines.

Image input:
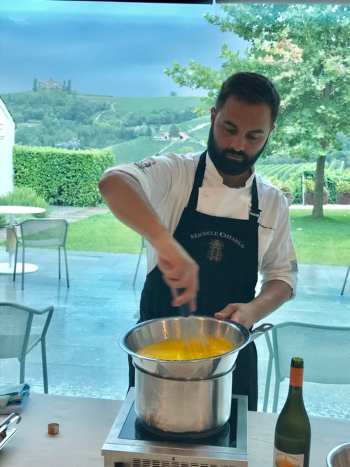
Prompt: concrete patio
<box><xmin>0</xmin><ymin>245</ymin><xmax>349</xmax><ymax>419</ymax></box>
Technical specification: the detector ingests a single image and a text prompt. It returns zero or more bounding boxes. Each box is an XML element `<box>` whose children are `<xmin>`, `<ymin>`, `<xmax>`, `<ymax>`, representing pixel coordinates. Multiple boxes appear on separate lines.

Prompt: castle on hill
<box><xmin>32</xmin><ymin>78</ymin><xmax>72</xmax><ymax>92</ymax></box>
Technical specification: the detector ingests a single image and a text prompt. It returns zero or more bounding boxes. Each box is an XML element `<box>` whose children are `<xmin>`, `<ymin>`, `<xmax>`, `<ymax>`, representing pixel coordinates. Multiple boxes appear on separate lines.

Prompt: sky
<box><xmin>0</xmin><ymin>0</ymin><xmax>246</xmax><ymax>97</ymax></box>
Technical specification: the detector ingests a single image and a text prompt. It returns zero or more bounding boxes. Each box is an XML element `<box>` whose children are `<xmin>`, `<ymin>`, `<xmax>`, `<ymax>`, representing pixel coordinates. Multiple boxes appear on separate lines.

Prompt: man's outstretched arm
<box><xmin>99</xmin><ymin>170</ymin><xmax>199</xmax><ymax>309</ymax></box>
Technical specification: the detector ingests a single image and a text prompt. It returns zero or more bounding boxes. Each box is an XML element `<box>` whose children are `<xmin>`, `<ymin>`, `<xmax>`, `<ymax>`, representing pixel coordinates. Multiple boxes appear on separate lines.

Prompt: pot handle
<box><xmin>249</xmin><ymin>323</ymin><xmax>273</xmax><ymax>342</ymax></box>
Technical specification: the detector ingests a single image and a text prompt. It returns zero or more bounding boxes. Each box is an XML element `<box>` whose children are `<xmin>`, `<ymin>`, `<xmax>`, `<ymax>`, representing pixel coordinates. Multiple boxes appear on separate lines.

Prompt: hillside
<box><xmin>111</xmin><ymin>115</ymin><xmax>210</xmax><ymax>163</ymax></box>
<box><xmin>3</xmin><ymin>90</ymin><xmax>350</xmax><ymax>203</ymax></box>
<box><xmin>1</xmin><ymin>90</ymin><xmax>202</xmax><ymax>153</ymax></box>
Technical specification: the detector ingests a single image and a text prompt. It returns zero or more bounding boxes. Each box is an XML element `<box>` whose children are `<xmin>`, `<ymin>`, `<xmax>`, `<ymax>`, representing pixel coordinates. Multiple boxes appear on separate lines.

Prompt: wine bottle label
<box><xmin>273</xmin><ymin>448</ymin><xmax>304</xmax><ymax>467</ymax></box>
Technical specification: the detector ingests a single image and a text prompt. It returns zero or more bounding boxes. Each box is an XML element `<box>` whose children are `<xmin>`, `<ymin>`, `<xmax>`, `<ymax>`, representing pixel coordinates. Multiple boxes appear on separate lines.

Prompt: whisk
<box><xmin>178</xmin><ymin>303</ymin><xmax>207</xmax><ymax>357</ymax></box>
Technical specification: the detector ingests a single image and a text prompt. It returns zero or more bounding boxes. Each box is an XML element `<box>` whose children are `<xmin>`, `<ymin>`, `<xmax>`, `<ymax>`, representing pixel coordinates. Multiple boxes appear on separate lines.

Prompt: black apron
<box><xmin>129</xmin><ymin>151</ymin><xmax>260</xmax><ymax>411</ymax></box>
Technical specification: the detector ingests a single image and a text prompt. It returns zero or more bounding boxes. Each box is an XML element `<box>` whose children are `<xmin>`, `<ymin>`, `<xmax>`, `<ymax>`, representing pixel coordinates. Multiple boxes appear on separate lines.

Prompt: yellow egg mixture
<box><xmin>138</xmin><ymin>336</ymin><xmax>234</xmax><ymax>360</ymax></box>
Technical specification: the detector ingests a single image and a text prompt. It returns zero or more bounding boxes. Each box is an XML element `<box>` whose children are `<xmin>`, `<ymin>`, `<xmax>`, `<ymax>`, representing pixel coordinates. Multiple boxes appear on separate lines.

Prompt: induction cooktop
<box><xmin>102</xmin><ymin>388</ymin><xmax>248</xmax><ymax>467</ymax></box>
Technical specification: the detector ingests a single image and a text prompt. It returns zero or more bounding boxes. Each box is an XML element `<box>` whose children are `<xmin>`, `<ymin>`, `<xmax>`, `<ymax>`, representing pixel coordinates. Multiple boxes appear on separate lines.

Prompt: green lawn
<box><xmin>67</xmin><ymin>213</ymin><xmax>141</xmax><ymax>254</ymax></box>
<box><xmin>67</xmin><ymin>208</ymin><xmax>350</xmax><ymax>266</ymax></box>
<box><xmin>291</xmin><ymin>208</ymin><xmax>350</xmax><ymax>265</ymax></box>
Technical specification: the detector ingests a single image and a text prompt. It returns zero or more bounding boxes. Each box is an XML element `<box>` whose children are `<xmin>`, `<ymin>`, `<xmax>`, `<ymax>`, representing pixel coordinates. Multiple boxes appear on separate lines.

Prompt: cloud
<box><xmin>0</xmin><ymin>7</ymin><xmax>246</xmax><ymax>96</ymax></box>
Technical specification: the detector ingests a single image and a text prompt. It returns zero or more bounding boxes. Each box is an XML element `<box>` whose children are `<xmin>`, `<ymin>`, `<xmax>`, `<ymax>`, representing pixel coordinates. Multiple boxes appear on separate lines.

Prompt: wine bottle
<box><xmin>273</xmin><ymin>357</ymin><xmax>311</xmax><ymax>467</ymax></box>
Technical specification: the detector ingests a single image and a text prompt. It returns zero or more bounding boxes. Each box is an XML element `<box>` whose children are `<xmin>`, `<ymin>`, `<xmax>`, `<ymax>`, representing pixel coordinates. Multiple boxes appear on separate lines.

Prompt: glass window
<box><xmin>0</xmin><ymin>1</ymin><xmax>349</xmax><ymax>422</ymax></box>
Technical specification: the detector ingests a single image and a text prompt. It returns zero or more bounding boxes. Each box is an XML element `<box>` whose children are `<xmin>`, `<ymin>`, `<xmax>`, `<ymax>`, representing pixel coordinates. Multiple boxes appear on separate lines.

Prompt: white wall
<box><xmin>0</xmin><ymin>97</ymin><xmax>15</xmax><ymax>197</ymax></box>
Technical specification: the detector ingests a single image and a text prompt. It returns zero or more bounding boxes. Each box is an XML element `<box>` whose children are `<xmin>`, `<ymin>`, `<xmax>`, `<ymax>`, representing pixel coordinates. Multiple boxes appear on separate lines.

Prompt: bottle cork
<box><xmin>48</xmin><ymin>422</ymin><xmax>59</xmax><ymax>436</ymax></box>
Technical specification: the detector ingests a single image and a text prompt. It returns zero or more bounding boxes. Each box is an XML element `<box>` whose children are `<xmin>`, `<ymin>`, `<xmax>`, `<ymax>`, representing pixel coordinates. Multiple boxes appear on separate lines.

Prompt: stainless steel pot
<box><xmin>121</xmin><ymin>316</ymin><xmax>272</xmax><ymax>434</ymax></box>
<box><xmin>327</xmin><ymin>443</ymin><xmax>350</xmax><ymax>467</ymax></box>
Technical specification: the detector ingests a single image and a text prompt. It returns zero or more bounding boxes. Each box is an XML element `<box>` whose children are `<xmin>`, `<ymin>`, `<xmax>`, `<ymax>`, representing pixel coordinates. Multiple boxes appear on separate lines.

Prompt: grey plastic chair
<box><xmin>132</xmin><ymin>236</ymin><xmax>145</xmax><ymax>288</ymax></box>
<box><xmin>340</xmin><ymin>266</ymin><xmax>350</xmax><ymax>295</ymax></box>
<box><xmin>0</xmin><ymin>302</ymin><xmax>54</xmax><ymax>393</ymax></box>
<box><xmin>13</xmin><ymin>218</ymin><xmax>70</xmax><ymax>290</ymax></box>
<box><xmin>263</xmin><ymin>321</ymin><xmax>350</xmax><ymax>412</ymax></box>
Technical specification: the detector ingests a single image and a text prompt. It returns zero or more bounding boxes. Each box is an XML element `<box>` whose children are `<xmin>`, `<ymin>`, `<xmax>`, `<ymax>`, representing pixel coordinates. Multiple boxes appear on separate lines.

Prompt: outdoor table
<box><xmin>0</xmin><ymin>205</ymin><xmax>46</xmax><ymax>274</ymax></box>
<box><xmin>0</xmin><ymin>393</ymin><xmax>349</xmax><ymax>467</ymax></box>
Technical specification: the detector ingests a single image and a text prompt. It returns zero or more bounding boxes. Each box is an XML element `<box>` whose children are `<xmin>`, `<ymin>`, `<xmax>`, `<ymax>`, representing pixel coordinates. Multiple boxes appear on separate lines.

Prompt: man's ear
<box><xmin>210</xmin><ymin>107</ymin><xmax>216</xmax><ymax>125</ymax></box>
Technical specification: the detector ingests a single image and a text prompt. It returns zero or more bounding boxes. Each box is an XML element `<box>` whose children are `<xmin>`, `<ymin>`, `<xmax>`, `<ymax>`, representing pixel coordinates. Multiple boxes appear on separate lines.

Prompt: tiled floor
<box><xmin>0</xmin><ymin>247</ymin><xmax>349</xmax><ymax>419</ymax></box>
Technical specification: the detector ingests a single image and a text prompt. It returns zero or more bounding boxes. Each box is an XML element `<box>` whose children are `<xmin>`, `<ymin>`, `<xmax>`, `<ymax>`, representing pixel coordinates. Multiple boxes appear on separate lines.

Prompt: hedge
<box><xmin>14</xmin><ymin>145</ymin><xmax>115</xmax><ymax>207</ymax></box>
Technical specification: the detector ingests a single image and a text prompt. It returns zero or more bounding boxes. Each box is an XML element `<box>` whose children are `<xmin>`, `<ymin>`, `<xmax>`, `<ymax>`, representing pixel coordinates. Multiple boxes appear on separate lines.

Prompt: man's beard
<box><xmin>207</xmin><ymin>126</ymin><xmax>269</xmax><ymax>176</ymax></box>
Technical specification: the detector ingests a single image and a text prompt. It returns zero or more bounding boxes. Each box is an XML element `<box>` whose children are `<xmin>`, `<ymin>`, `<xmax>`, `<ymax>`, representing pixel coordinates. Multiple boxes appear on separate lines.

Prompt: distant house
<box><xmin>179</xmin><ymin>131</ymin><xmax>189</xmax><ymax>141</ymax></box>
<box><xmin>0</xmin><ymin>97</ymin><xmax>15</xmax><ymax>196</ymax></box>
<box><xmin>55</xmin><ymin>137</ymin><xmax>81</xmax><ymax>150</ymax></box>
<box><xmin>153</xmin><ymin>132</ymin><xmax>170</xmax><ymax>141</ymax></box>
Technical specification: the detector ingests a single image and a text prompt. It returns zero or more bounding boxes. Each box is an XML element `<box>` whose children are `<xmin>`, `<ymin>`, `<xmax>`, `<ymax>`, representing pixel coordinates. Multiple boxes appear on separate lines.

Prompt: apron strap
<box><xmin>249</xmin><ymin>177</ymin><xmax>261</xmax><ymax>224</ymax></box>
<box><xmin>187</xmin><ymin>151</ymin><xmax>207</xmax><ymax>210</ymax></box>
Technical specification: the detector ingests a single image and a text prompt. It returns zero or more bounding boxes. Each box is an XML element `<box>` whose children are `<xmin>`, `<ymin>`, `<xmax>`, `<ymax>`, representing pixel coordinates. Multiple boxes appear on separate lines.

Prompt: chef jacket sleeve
<box><xmin>104</xmin><ymin>154</ymin><xmax>178</xmax><ymax>210</ymax></box>
<box><xmin>260</xmin><ymin>195</ymin><xmax>298</xmax><ymax>296</ymax></box>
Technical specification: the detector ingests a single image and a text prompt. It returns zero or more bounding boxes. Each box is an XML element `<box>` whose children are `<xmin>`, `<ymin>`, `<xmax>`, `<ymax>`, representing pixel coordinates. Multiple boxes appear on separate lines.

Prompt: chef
<box><xmin>99</xmin><ymin>72</ymin><xmax>297</xmax><ymax>410</ymax></box>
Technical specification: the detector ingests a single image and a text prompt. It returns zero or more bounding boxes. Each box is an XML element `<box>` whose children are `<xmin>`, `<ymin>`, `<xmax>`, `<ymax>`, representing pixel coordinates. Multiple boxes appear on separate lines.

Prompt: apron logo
<box><xmin>207</xmin><ymin>239</ymin><xmax>224</xmax><ymax>262</ymax></box>
<box><xmin>190</xmin><ymin>231</ymin><xmax>245</xmax><ymax>249</ymax></box>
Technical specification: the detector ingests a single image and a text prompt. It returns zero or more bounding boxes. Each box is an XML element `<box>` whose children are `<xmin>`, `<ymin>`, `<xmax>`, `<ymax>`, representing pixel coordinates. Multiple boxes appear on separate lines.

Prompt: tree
<box><xmin>166</xmin><ymin>5</ymin><xmax>350</xmax><ymax>217</ymax></box>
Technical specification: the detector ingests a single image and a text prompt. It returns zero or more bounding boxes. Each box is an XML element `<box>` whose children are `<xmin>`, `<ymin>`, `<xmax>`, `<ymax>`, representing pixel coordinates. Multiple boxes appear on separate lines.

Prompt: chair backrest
<box><xmin>272</xmin><ymin>322</ymin><xmax>350</xmax><ymax>384</ymax></box>
<box><xmin>0</xmin><ymin>303</ymin><xmax>53</xmax><ymax>359</ymax></box>
<box><xmin>0</xmin><ymin>304</ymin><xmax>31</xmax><ymax>359</ymax></box>
<box><xmin>19</xmin><ymin>218</ymin><xmax>68</xmax><ymax>248</ymax></box>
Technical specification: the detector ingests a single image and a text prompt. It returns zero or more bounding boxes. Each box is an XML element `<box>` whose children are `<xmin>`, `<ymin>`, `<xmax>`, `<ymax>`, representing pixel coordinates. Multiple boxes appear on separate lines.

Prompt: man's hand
<box><xmin>214</xmin><ymin>303</ymin><xmax>256</xmax><ymax>329</ymax></box>
<box><xmin>214</xmin><ymin>280</ymin><xmax>293</xmax><ymax>329</ymax></box>
<box><xmin>153</xmin><ymin>233</ymin><xmax>199</xmax><ymax>311</ymax></box>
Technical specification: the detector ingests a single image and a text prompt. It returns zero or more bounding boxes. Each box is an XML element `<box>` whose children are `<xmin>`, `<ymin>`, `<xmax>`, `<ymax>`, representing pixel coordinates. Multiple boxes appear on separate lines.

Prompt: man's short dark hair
<box><xmin>215</xmin><ymin>72</ymin><xmax>280</xmax><ymax>123</ymax></box>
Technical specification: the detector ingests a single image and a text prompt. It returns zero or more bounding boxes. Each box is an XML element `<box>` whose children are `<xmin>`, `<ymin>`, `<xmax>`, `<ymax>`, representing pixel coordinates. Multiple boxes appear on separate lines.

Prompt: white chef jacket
<box><xmin>108</xmin><ymin>152</ymin><xmax>298</xmax><ymax>293</ymax></box>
